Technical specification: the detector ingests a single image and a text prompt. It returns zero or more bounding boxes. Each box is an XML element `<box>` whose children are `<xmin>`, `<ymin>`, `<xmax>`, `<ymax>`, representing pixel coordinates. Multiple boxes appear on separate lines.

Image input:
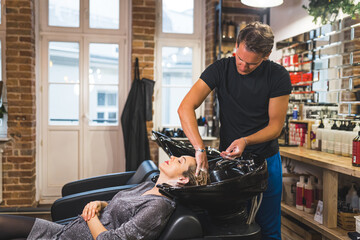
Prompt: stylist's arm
<box><xmin>178</xmin><ymin>79</ymin><xmax>212</xmax><ymax>176</ymax></box>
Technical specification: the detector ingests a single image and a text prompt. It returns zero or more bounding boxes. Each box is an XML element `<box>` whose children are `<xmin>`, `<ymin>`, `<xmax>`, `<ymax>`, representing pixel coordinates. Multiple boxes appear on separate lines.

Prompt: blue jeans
<box><xmin>255</xmin><ymin>152</ymin><xmax>282</xmax><ymax>240</ymax></box>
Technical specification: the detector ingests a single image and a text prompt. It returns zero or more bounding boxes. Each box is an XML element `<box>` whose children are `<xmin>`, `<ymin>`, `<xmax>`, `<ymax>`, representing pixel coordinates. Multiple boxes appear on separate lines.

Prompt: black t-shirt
<box><xmin>200</xmin><ymin>57</ymin><xmax>291</xmax><ymax>158</ymax></box>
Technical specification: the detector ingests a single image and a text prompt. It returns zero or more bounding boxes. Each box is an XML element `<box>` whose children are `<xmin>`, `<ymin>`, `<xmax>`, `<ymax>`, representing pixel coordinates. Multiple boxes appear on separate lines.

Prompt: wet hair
<box><xmin>182</xmin><ymin>164</ymin><xmax>209</xmax><ymax>186</ymax></box>
<box><xmin>236</xmin><ymin>21</ymin><xmax>274</xmax><ymax>57</ymax></box>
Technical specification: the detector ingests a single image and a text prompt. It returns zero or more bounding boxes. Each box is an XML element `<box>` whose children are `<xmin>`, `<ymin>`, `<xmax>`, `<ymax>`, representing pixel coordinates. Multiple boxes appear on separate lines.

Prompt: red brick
<box><xmin>5</xmin><ymin>183</ymin><xmax>33</xmax><ymax>191</ymax></box>
<box><xmin>6</xmin><ymin>56</ymin><xmax>32</xmax><ymax>64</ymax></box>
<box><xmin>6</xmin><ymin>199</ymin><xmax>34</xmax><ymax>206</ymax></box>
<box><xmin>132</xmin><ymin>48</ymin><xmax>154</xmax><ymax>55</ymax></box>
<box><xmin>133</xmin><ymin>34</ymin><xmax>154</xmax><ymax>41</ymax></box>
<box><xmin>133</xmin><ymin>20</ymin><xmax>155</xmax><ymax>28</ymax></box>
<box><xmin>6</xmin><ymin>1</ymin><xmax>31</xmax><ymax>8</ymax></box>
<box><xmin>133</xmin><ymin>6</ymin><xmax>156</xmax><ymax>13</ymax></box>
<box><xmin>6</xmin><ymin>15</ymin><xmax>32</xmax><ymax>22</ymax></box>
<box><xmin>19</xmin><ymin>8</ymin><xmax>32</xmax><ymax>14</ymax></box>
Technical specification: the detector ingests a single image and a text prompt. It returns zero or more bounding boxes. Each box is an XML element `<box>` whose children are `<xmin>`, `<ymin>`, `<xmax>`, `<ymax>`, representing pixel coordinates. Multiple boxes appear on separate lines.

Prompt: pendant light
<box><xmin>241</xmin><ymin>0</ymin><xmax>283</xmax><ymax>8</ymax></box>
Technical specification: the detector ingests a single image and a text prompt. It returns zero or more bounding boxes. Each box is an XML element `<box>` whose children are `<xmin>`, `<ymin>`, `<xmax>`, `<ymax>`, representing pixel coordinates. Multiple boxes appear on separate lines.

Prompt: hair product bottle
<box><xmin>304</xmin><ymin>177</ymin><xmax>315</xmax><ymax>213</ymax></box>
<box><xmin>296</xmin><ymin>176</ymin><xmax>305</xmax><ymax>210</ymax></box>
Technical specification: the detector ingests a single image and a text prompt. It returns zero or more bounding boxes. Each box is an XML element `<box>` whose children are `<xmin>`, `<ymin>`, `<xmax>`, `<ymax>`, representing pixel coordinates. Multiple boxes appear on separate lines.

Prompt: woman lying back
<box><xmin>0</xmin><ymin>156</ymin><xmax>208</xmax><ymax>240</ymax></box>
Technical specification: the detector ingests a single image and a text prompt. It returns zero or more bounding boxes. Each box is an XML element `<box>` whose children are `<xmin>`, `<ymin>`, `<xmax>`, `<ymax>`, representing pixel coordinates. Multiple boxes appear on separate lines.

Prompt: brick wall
<box><xmin>2</xmin><ymin>0</ymin><xmax>36</xmax><ymax>207</ymax></box>
<box><xmin>131</xmin><ymin>0</ymin><xmax>158</xmax><ymax>164</ymax></box>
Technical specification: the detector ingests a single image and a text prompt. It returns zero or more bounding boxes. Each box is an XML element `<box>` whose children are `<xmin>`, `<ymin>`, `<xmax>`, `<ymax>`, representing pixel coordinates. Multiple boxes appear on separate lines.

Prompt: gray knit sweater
<box><xmin>27</xmin><ymin>182</ymin><xmax>175</xmax><ymax>240</ymax></box>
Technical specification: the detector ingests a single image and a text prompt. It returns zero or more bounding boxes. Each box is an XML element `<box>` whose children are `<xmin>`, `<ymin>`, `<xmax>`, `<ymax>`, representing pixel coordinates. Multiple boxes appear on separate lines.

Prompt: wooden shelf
<box><xmin>279</xmin><ymin>146</ymin><xmax>360</xmax><ymax>177</ymax></box>
<box><xmin>281</xmin><ymin>203</ymin><xmax>349</xmax><ymax>240</ymax></box>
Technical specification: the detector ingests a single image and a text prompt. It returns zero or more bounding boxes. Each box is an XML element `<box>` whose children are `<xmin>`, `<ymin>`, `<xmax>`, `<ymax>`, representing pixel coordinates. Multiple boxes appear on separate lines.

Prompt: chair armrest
<box><xmin>61</xmin><ymin>171</ymin><xmax>136</xmax><ymax>197</ymax></box>
<box><xmin>158</xmin><ymin>204</ymin><xmax>203</xmax><ymax>240</ymax></box>
<box><xmin>52</xmin><ymin>184</ymin><xmax>137</xmax><ymax>222</ymax></box>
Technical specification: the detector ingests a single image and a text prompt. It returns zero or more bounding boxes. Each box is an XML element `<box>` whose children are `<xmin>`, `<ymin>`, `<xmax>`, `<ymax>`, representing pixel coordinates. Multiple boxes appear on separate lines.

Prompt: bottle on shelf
<box><xmin>321</xmin><ymin>119</ymin><xmax>331</xmax><ymax>153</ymax></box>
<box><xmin>292</xmin><ymin>105</ymin><xmax>298</xmax><ymax>120</ymax></box>
<box><xmin>296</xmin><ymin>176</ymin><xmax>305</xmax><ymax>210</ymax></box>
<box><xmin>348</xmin><ymin>122</ymin><xmax>357</xmax><ymax>158</ymax></box>
<box><xmin>342</xmin><ymin>121</ymin><xmax>351</xmax><ymax>157</ymax></box>
<box><xmin>316</xmin><ymin>118</ymin><xmax>324</xmax><ymax>151</ymax></box>
<box><xmin>327</xmin><ymin>120</ymin><xmax>338</xmax><ymax>154</ymax></box>
<box><xmin>304</xmin><ymin>176</ymin><xmax>315</xmax><ymax>213</ymax></box>
<box><xmin>349</xmin><ymin>183</ymin><xmax>359</xmax><ymax>212</ymax></box>
<box><xmin>311</xmin><ymin>120</ymin><xmax>320</xmax><ymax>150</ymax></box>
<box><xmin>227</xmin><ymin>20</ymin><xmax>235</xmax><ymax>39</ymax></box>
<box><xmin>222</xmin><ymin>20</ymin><xmax>228</xmax><ymax>39</ymax></box>
<box><xmin>334</xmin><ymin>120</ymin><xmax>344</xmax><ymax>155</ymax></box>
<box><xmin>352</xmin><ymin>131</ymin><xmax>360</xmax><ymax>167</ymax></box>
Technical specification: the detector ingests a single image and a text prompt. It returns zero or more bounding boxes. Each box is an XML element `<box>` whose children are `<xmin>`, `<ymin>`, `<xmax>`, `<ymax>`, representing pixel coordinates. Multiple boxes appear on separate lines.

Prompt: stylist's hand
<box><xmin>195</xmin><ymin>151</ymin><xmax>208</xmax><ymax>176</ymax></box>
<box><xmin>220</xmin><ymin>138</ymin><xmax>246</xmax><ymax>159</ymax></box>
<box><xmin>82</xmin><ymin>201</ymin><xmax>102</xmax><ymax>222</ymax></box>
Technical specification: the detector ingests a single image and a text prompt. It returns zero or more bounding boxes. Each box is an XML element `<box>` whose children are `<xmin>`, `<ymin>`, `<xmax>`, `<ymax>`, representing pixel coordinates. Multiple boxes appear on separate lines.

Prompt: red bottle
<box><xmin>296</xmin><ymin>176</ymin><xmax>305</xmax><ymax>210</ymax></box>
<box><xmin>353</xmin><ymin>131</ymin><xmax>360</xmax><ymax>167</ymax></box>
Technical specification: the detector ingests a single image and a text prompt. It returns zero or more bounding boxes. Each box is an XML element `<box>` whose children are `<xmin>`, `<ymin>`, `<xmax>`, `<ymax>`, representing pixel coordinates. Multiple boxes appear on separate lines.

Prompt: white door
<box><xmin>40</xmin><ymin>36</ymin><xmax>127</xmax><ymax>203</ymax></box>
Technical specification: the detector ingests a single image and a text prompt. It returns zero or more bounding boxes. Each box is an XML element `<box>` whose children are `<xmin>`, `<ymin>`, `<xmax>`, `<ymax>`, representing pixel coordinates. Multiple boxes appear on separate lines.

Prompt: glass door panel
<box><xmin>89</xmin><ymin>43</ymin><xmax>119</xmax><ymax>125</ymax></box>
<box><xmin>48</xmin><ymin>0</ymin><xmax>80</xmax><ymax>27</ymax></box>
<box><xmin>161</xmin><ymin>46</ymin><xmax>193</xmax><ymax>126</ymax></box>
<box><xmin>162</xmin><ymin>0</ymin><xmax>194</xmax><ymax>34</ymax></box>
<box><xmin>48</xmin><ymin>41</ymin><xmax>80</xmax><ymax>125</ymax></box>
<box><xmin>89</xmin><ymin>0</ymin><xmax>119</xmax><ymax>29</ymax></box>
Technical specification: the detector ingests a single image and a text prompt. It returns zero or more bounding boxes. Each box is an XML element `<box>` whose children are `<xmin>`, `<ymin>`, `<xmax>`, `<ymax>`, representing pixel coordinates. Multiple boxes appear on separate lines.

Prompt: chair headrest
<box><xmin>126</xmin><ymin>160</ymin><xmax>159</xmax><ymax>185</ymax></box>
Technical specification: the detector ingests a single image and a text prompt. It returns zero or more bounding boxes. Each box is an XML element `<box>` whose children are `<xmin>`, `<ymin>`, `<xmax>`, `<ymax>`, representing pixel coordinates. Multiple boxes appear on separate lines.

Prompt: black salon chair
<box><xmin>51</xmin><ymin>160</ymin><xmax>159</xmax><ymax>222</ymax></box>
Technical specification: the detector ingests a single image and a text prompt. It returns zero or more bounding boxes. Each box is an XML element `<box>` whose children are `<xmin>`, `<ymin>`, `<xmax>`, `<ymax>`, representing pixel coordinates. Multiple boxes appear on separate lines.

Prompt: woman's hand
<box><xmin>82</xmin><ymin>201</ymin><xmax>103</xmax><ymax>222</ymax></box>
<box><xmin>220</xmin><ymin>138</ymin><xmax>247</xmax><ymax>159</ymax></box>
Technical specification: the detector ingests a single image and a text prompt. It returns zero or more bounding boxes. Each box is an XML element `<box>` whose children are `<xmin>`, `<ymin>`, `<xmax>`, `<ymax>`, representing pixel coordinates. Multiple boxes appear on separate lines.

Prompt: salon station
<box><xmin>1</xmin><ymin>0</ymin><xmax>360</xmax><ymax>239</ymax></box>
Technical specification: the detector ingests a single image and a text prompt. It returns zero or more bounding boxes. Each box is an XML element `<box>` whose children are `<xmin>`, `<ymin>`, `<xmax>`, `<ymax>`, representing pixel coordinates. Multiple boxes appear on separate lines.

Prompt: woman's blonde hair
<box><xmin>182</xmin><ymin>164</ymin><xmax>209</xmax><ymax>186</ymax></box>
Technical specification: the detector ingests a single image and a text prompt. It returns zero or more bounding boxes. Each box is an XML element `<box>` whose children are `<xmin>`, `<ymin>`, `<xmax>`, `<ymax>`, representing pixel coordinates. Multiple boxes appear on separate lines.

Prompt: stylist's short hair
<box><xmin>182</xmin><ymin>164</ymin><xmax>209</xmax><ymax>186</ymax></box>
<box><xmin>236</xmin><ymin>21</ymin><xmax>274</xmax><ymax>56</ymax></box>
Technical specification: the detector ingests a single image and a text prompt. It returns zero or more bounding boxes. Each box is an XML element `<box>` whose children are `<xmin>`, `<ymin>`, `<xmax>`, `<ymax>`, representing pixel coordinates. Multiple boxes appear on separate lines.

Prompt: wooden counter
<box><xmin>279</xmin><ymin>147</ymin><xmax>358</xmax><ymax>239</ymax></box>
<box><xmin>281</xmin><ymin>203</ymin><xmax>349</xmax><ymax>240</ymax></box>
<box><xmin>280</xmin><ymin>147</ymin><xmax>360</xmax><ymax>177</ymax></box>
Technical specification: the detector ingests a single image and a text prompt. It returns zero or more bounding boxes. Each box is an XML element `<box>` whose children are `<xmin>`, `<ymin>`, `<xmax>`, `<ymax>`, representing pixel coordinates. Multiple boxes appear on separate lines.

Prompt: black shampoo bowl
<box><xmin>152</xmin><ymin>131</ymin><xmax>268</xmax><ymax>239</ymax></box>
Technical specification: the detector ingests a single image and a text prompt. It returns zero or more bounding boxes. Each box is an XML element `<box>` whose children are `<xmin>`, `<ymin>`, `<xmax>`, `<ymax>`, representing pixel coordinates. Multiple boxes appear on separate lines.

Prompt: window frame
<box><xmin>40</xmin><ymin>0</ymin><xmax>128</xmax><ymax>36</ymax></box>
<box><xmin>154</xmin><ymin>0</ymin><xmax>205</xmax><ymax>130</ymax></box>
<box><xmin>155</xmin><ymin>40</ymin><xmax>202</xmax><ymax>129</ymax></box>
<box><xmin>157</xmin><ymin>0</ymin><xmax>202</xmax><ymax>39</ymax></box>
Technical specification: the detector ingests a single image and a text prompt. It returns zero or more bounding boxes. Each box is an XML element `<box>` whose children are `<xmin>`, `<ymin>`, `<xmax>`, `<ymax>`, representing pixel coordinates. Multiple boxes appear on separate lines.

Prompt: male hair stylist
<box><xmin>178</xmin><ymin>21</ymin><xmax>291</xmax><ymax>239</ymax></box>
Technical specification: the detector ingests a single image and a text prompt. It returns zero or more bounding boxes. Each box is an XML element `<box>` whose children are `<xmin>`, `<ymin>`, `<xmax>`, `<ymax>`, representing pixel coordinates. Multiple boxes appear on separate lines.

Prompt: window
<box><xmin>155</xmin><ymin>0</ymin><xmax>204</xmax><ymax>128</ymax></box>
<box><xmin>89</xmin><ymin>0</ymin><xmax>119</xmax><ymax>29</ymax></box>
<box><xmin>162</xmin><ymin>0</ymin><xmax>194</xmax><ymax>34</ymax></box>
<box><xmin>97</xmin><ymin>92</ymin><xmax>105</xmax><ymax>106</ymax></box>
<box><xmin>48</xmin><ymin>41</ymin><xmax>80</xmax><ymax>125</ymax></box>
<box><xmin>41</xmin><ymin>0</ymin><xmax>126</xmax><ymax>127</ymax></box>
<box><xmin>48</xmin><ymin>0</ymin><xmax>80</xmax><ymax>27</ymax></box>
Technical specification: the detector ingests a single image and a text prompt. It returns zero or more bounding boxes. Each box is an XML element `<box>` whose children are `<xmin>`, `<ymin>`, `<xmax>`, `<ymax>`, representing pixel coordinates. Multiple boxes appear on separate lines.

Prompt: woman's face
<box><xmin>159</xmin><ymin>155</ymin><xmax>196</xmax><ymax>179</ymax></box>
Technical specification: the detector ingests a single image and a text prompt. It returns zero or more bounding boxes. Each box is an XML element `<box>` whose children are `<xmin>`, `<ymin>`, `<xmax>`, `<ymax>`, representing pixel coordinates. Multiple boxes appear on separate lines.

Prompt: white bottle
<box><xmin>296</xmin><ymin>176</ymin><xmax>305</xmax><ymax>211</ymax></box>
<box><xmin>334</xmin><ymin>121</ymin><xmax>344</xmax><ymax>155</ymax></box>
<box><xmin>349</xmin><ymin>183</ymin><xmax>359</xmax><ymax>212</ymax></box>
<box><xmin>342</xmin><ymin>122</ymin><xmax>350</xmax><ymax>157</ymax></box>
<box><xmin>327</xmin><ymin>120</ymin><xmax>338</xmax><ymax>154</ymax></box>
<box><xmin>304</xmin><ymin>177</ymin><xmax>315</xmax><ymax>213</ymax></box>
<box><xmin>311</xmin><ymin>120</ymin><xmax>320</xmax><ymax>150</ymax></box>
<box><xmin>322</xmin><ymin>119</ymin><xmax>330</xmax><ymax>153</ymax></box>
